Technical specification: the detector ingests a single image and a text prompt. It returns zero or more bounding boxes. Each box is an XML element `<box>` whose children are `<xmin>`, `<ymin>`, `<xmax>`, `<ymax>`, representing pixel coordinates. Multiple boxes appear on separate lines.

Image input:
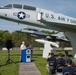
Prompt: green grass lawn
<box><xmin>0</xmin><ymin>49</ymin><xmax>73</xmax><ymax>75</ymax></box>
<box><xmin>0</xmin><ymin>50</ymin><xmax>20</xmax><ymax>75</ymax></box>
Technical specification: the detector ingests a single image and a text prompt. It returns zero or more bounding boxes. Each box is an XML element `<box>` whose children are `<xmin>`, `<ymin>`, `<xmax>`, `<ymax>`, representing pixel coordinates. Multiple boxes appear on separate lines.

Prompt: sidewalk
<box><xmin>19</xmin><ymin>62</ymin><xmax>41</xmax><ymax>75</ymax></box>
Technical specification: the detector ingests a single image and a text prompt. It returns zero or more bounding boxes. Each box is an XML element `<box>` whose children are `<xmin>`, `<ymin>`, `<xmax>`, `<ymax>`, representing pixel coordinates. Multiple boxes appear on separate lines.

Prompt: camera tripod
<box><xmin>6</xmin><ymin>49</ymin><xmax>15</xmax><ymax>64</ymax></box>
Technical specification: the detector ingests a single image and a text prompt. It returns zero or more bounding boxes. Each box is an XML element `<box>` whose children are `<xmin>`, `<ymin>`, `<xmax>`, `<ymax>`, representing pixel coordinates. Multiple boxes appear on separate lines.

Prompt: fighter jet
<box><xmin>0</xmin><ymin>4</ymin><xmax>76</xmax><ymax>57</ymax></box>
<box><xmin>18</xmin><ymin>28</ymin><xmax>68</xmax><ymax>42</ymax></box>
<box><xmin>19</xmin><ymin>28</ymin><xmax>49</xmax><ymax>38</ymax></box>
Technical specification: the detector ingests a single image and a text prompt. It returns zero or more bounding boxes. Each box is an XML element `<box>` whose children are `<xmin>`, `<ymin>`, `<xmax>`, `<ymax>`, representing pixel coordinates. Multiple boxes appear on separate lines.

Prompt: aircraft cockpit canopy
<box><xmin>4</xmin><ymin>4</ymin><xmax>12</xmax><ymax>8</ymax></box>
<box><xmin>3</xmin><ymin>4</ymin><xmax>36</xmax><ymax>11</ymax></box>
<box><xmin>23</xmin><ymin>5</ymin><xmax>36</xmax><ymax>11</ymax></box>
<box><xmin>13</xmin><ymin>4</ymin><xmax>22</xmax><ymax>9</ymax></box>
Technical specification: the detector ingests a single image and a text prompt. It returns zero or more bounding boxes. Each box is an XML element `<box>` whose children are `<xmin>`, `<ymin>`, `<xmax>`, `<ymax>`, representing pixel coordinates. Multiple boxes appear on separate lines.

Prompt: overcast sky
<box><xmin>0</xmin><ymin>0</ymin><xmax>76</xmax><ymax>32</ymax></box>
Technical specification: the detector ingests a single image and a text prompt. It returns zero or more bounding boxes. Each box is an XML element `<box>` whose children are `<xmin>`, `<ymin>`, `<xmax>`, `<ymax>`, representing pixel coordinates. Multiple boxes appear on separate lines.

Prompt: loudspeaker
<box><xmin>6</xmin><ymin>40</ymin><xmax>13</xmax><ymax>50</ymax></box>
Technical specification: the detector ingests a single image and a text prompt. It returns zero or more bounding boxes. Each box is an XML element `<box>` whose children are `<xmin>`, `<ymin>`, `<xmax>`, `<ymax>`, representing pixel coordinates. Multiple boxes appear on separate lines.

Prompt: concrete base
<box><xmin>42</xmin><ymin>43</ymin><xmax>53</xmax><ymax>58</ymax></box>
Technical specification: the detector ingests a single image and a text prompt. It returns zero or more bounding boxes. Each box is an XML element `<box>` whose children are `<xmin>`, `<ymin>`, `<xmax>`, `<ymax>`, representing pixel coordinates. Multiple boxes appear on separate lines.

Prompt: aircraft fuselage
<box><xmin>0</xmin><ymin>4</ymin><xmax>76</xmax><ymax>32</ymax></box>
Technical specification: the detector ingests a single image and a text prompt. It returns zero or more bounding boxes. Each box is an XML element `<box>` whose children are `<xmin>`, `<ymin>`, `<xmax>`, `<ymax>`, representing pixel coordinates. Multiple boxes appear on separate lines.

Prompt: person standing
<box><xmin>20</xmin><ymin>41</ymin><xmax>26</xmax><ymax>62</ymax></box>
<box><xmin>20</xmin><ymin>41</ymin><xmax>26</xmax><ymax>50</ymax></box>
<box><xmin>64</xmin><ymin>50</ymin><xmax>71</xmax><ymax>63</ymax></box>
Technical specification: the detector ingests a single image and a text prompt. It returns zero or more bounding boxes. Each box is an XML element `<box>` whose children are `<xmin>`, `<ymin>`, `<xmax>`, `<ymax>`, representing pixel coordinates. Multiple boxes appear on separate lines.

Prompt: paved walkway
<box><xmin>19</xmin><ymin>62</ymin><xmax>41</xmax><ymax>75</ymax></box>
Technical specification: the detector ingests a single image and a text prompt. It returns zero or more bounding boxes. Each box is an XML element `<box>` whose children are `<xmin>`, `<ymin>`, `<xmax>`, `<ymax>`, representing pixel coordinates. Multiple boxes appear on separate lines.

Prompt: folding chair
<box><xmin>64</xmin><ymin>72</ymin><xmax>73</xmax><ymax>75</ymax></box>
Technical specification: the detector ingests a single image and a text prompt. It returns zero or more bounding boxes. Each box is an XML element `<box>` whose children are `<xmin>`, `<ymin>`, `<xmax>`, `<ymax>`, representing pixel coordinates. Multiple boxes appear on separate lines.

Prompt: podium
<box><xmin>21</xmin><ymin>48</ymin><xmax>32</xmax><ymax>63</ymax></box>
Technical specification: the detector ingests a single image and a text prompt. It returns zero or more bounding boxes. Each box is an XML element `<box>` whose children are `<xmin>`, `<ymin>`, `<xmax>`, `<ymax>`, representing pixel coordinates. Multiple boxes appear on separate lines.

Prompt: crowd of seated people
<box><xmin>47</xmin><ymin>51</ymin><xmax>76</xmax><ymax>75</ymax></box>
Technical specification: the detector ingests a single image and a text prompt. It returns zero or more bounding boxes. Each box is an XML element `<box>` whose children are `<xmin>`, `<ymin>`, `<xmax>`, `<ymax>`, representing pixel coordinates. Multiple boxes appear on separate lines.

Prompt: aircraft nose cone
<box><xmin>0</xmin><ymin>7</ymin><xmax>5</xmax><ymax>18</ymax></box>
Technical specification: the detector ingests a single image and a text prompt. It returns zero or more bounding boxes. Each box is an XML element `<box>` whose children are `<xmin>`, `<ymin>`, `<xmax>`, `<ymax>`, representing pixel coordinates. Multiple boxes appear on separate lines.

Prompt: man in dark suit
<box><xmin>57</xmin><ymin>53</ymin><xmax>65</xmax><ymax>66</ymax></box>
<box><xmin>56</xmin><ymin>53</ymin><xmax>65</xmax><ymax>74</ymax></box>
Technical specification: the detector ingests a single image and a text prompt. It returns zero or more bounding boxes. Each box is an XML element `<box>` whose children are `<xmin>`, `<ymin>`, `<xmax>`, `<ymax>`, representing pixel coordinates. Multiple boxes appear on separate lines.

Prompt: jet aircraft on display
<box><xmin>0</xmin><ymin>4</ymin><xmax>76</xmax><ymax>57</ymax></box>
<box><xmin>18</xmin><ymin>28</ymin><xmax>68</xmax><ymax>42</ymax></box>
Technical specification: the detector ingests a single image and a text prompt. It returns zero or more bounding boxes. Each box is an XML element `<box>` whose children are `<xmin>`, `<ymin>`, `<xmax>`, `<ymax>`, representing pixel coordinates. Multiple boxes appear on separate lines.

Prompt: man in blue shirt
<box><xmin>62</xmin><ymin>59</ymin><xmax>76</xmax><ymax>74</ymax></box>
<box><xmin>47</xmin><ymin>53</ymin><xmax>57</xmax><ymax>74</ymax></box>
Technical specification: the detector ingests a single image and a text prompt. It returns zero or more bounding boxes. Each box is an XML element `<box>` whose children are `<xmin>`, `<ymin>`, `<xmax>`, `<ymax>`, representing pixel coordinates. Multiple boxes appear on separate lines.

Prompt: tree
<box><xmin>12</xmin><ymin>32</ymin><xmax>27</xmax><ymax>47</ymax></box>
<box><xmin>0</xmin><ymin>30</ymin><xmax>4</xmax><ymax>40</ymax></box>
<box><xmin>0</xmin><ymin>30</ymin><xmax>4</xmax><ymax>49</ymax></box>
<box><xmin>2</xmin><ymin>31</ymin><xmax>12</xmax><ymax>46</ymax></box>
